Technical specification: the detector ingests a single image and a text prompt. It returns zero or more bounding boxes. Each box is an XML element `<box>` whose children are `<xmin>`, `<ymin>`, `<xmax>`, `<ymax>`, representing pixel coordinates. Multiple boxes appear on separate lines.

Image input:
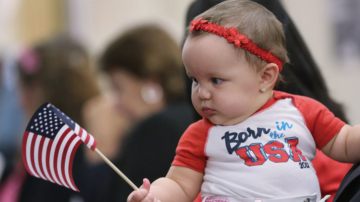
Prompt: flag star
<box><xmin>36</xmin><ymin>128</ymin><xmax>38</xmax><ymax>130</ymax></box>
<box><xmin>35</xmin><ymin>123</ymin><xmax>38</xmax><ymax>126</ymax></box>
<box><xmin>50</xmin><ymin>121</ymin><xmax>53</xmax><ymax>123</ymax></box>
<box><xmin>40</xmin><ymin>121</ymin><xmax>42</xmax><ymax>124</ymax></box>
<box><xmin>55</xmin><ymin>127</ymin><xmax>58</xmax><ymax>129</ymax></box>
<box><xmin>44</xmin><ymin>115</ymin><xmax>47</xmax><ymax>117</ymax></box>
<box><xmin>38</xmin><ymin>113</ymin><xmax>42</xmax><ymax>116</ymax></box>
<box><xmin>51</xmin><ymin>129</ymin><xmax>53</xmax><ymax>131</ymax></box>
<box><xmin>40</xmin><ymin>125</ymin><xmax>43</xmax><ymax>128</ymax></box>
<box><xmin>46</xmin><ymin>127</ymin><xmax>48</xmax><ymax>130</ymax></box>
<box><xmin>46</xmin><ymin>131</ymin><xmax>49</xmax><ymax>134</ymax></box>
<box><xmin>55</xmin><ymin>119</ymin><xmax>57</xmax><ymax>122</ymax></box>
<box><xmin>34</xmin><ymin>119</ymin><xmax>37</xmax><ymax>122</ymax></box>
<box><xmin>45</xmin><ymin>123</ymin><xmax>48</xmax><ymax>126</ymax></box>
<box><xmin>44</xmin><ymin>111</ymin><xmax>47</xmax><ymax>114</ymax></box>
<box><xmin>39</xmin><ymin>117</ymin><xmax>42</xmax><ymax>120</ymax></box>
<box><xmin>41</xmin><ymin>129</ymin><xmax>44</xmax><ymax>132</ymax></box>
<box><xmin>71</xmin><ymin>121</ymin><xmax>74</xmax><ymax>123</ymax></box>
<box><xmin>50</xmin><ymin>117</ymin><xmax>52</xmax><ymax>120</ymax></box>
<box><xmin>50</xmin><ymin>125</ymin><xmax>53</xmax><ymax>127</ymax></box>
<box><xmin>67</xmin><ymin>117</ymin><xmax>69</xmax><ymax>119</ymax></box>
<box><xmin>45</xmin><ymin>119</ymin><xmax>47</xmax><ymax>122</ymax></box>
<box><xmin>43</xmin><ymin>108</ymin><xmax>46</xmax><ymax>110</ymax></box>
<box><xmin>31</xmin><ymin>126</ymin><xmax>33</xmax><ymax>129</ymax></box>
<box><xmin>55</xmin><ymin>123</ymin><xmax>58</xmax><ymax>126</ymax></box>
<box><xmin>51</xmin><ymin>133</ymin><xmax>54</xmax><ymax>136</ymax></box>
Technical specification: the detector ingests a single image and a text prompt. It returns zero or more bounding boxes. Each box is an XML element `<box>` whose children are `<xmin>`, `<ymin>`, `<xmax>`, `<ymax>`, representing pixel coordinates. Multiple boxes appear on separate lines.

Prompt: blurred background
<box><xmin>1</xmin><ymin>0</ymin><xmax>359</xmax><ymax>126</ymax></box>
<box><xmin>0</xmin><ymin>0</ymin><xmax>359</xmax><ymax>201</ymax></box>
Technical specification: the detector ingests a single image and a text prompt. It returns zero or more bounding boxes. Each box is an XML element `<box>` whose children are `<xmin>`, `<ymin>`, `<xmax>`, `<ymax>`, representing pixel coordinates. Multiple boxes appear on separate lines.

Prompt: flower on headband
<box><xmin>190</xmin><ymin>17</ymin><xmax>209</xmax><ymax>32</ymax></box>
<box><xmin>19</xmin><ymin>48</ymin><xmax>40</xmax><ymax>75</ymax></box>
<box><xmin>226</xmin><ymin>28</ymin><xmax>249</xmax><ymax>47</ymax></box>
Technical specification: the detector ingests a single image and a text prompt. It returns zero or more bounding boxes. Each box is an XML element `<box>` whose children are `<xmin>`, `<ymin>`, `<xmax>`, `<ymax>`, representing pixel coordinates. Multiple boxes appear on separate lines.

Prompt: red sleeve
<box><xmin>171</xmin><ymin>118</ymin><xmax>213</xmax><ymax>173</ymax></box>
<box><xmin>292</xmin><ymin>95</ymin><xmax>346</xmax><ymax>149</ymax></box>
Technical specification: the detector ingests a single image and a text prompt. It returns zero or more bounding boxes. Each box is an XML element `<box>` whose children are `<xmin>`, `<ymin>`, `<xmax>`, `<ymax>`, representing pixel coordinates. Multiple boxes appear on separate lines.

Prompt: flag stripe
<box><xmin>46</xmin><ymin>139</ymin><xmax>56</xmax><ymax>183</ymax></box>
<box><xmin>77</xmin><ymin>126</ymin><xmax>85</xmax><ymax>142</ymax></box>
<box><xmin>28</xmin><ymin>133</ymin><xmax>39</xmax><ymax>178</ymax></box>
<box><xmin>22</xmin><ymin>131</ymin><xmax>34</xmax><ymax>177</ymax></box>
<box><xmin>64</xmin><ymin>136</ymin><xmax>81</xmax><ymax>191</ymax></box>
<box><xmin>53</xmin><ymin>127</ymin><xmax>72</xmax><ymax>188</ymax></box>
<box><xmin>90</xmin><ymin>139</ymin><xmax>97</xmax><ymax>151</ymax></box>
<box><xmin>34</xmin><ymin>135</ymin><xmax>46</xmax><ymax>180</ymax></box>
<box><xmin>69</xmin><ymin>140</ymin><xmax>82</xmax><ymax>192</ymax></box>
<box><xmin>38</xmin><ymin>137</ymin><xmax>47</xmax><ymax>181</ymax></box>
<box><xmin>49</xmin><ymin>125</ymin><xmax>69</xmax><ymax>186</ymax></box>
<box><xmin>59</xmin><ymin>133</ymin><xmax>77</xmax><ymax>189</ymax></box>
<box><xmin>86</xmin><ymin>133</ymin><xmax>94</xmax><ymax>149</ymax></box>
<box><xmin>75</xmin><ymin>123</ymin><xmax>97</xmax><ymax>151</ymax></box>
<box><xmin>84</xmin><ymin>129</ymin><xmax>90</xmax><ymax>145</ymax></box>
<box><xmin>42</xmin><ymin>138</ymin><xmax>54</xmax><ymax>183</ymax></box>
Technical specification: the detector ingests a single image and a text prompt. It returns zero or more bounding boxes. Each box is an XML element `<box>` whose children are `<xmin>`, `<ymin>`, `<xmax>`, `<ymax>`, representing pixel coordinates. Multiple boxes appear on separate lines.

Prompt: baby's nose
<box><xmin>198</xmin><ymin>87</ymin><xmax>211</xmax><ymax>100</ymax></box>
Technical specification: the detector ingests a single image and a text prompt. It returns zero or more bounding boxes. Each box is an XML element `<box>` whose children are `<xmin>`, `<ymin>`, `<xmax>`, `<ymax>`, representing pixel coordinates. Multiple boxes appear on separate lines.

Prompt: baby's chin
<box><xmin>207</xmin><ymin>115</ymin><xmax>244</xmax><ymax>126</ymax></box>
<box><xmin>206</xmin><ymin>116</ymin><xmax>226</xmax><ymax>126</ymax></box>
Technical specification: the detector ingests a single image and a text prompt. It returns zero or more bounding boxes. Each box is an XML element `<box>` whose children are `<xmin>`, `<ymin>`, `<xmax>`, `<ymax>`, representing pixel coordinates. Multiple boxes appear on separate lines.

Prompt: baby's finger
<box><xmin>142</xmin><ymin>178</ymin><xmax>151</xmax><ymax>191</ymax></box>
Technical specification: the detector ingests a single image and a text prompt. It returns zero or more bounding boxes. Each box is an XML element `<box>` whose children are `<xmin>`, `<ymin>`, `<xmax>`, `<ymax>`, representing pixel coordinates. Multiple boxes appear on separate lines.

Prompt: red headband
<box><xmin>190</xmin><ymin>17</ymin><xmax>283</xmax><ymax>71</ymax></box>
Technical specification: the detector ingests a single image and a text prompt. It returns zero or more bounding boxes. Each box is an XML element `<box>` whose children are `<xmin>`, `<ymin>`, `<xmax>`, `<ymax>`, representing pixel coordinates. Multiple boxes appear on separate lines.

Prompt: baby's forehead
<box><xmin>184</xmin><ymin>34</ymin><xmax>238</xmax><ymax>57</ymax></box>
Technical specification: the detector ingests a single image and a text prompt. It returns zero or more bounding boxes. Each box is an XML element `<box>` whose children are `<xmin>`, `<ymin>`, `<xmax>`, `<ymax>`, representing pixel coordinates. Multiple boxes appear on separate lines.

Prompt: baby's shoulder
<box><xmin>273</xmin><ymin>90</ymin><xmax>325</xmax><ymax>109</ymax></box>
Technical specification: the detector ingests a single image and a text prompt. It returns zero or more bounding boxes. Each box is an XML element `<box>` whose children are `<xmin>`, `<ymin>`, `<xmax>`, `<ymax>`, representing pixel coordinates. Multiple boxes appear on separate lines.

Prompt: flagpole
<box><xmin>94</xmin><ymin>148</ymin><xmax>138</xmax><ymax>190</ymax></box>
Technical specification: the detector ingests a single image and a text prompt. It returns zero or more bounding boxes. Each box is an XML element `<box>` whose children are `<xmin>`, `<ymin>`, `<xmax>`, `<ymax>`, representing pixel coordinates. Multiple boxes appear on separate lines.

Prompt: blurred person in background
<box><xmin>185</xmin><ymin>1</ymin><xmax>352</xmax><ymax>202</ymax></box>
<box><xmin>0</xmin><ymin>52</ymin><xmax>25</xmax><ymax>182</ymax></box>
<box><xmin>0</xmin><ymin>36</ymin><xmax>101</xmax><ymax>202</ymax></box>
<box><xmin>85</xmin><ymin>25</ymin><xmax>193</xmax><ymax>202</ymax></box>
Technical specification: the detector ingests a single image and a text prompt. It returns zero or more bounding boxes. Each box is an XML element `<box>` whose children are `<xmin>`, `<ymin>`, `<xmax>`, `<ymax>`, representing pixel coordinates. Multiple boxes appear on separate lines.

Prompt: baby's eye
<box><xmin>191</xmin><ymin>77</ymin><xmax>198</xmax><ymax>84</ymax></box>
<box><xmin>212</xmin><ymin>78</ymin><xmax>223</xmax><ymax>84</ymax></box>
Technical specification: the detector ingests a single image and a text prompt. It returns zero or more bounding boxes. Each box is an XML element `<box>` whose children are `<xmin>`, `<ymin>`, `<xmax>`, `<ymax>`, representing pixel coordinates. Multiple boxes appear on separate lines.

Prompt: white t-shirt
<box><xmin>172</xmin><ymin>91</ymin><xmax>345</xmax><ymax>201</ymax></box>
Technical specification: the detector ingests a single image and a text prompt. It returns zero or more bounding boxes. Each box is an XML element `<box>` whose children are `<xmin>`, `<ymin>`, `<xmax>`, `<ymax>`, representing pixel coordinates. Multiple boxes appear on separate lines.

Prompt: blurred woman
<box><xmin>86</xmin><ymin>25</ymin><xmax>194</xmax><ymax>202</ymax></box>
<box><xmin>0</xmin><ymin>36</ymin><xmax>100</xmax><ymax>202</ymax></box>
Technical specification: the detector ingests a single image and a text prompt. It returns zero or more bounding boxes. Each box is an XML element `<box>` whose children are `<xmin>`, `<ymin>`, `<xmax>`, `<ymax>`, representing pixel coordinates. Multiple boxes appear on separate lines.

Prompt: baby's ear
<box><xmin>259</xmin><ymin>63</ymin><xmax>279</xmax><ymax>90</ymax></box>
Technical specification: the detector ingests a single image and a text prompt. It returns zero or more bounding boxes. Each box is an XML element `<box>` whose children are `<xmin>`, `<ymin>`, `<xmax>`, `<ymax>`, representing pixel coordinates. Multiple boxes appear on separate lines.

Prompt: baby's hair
<box><xmin>187</xmin><ymin>0</ymin><xmax>289</xmax><ymax>75</ymax></box>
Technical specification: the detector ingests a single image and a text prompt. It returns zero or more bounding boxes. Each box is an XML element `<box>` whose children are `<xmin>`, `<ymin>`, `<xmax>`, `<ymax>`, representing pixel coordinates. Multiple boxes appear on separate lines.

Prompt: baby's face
<box><xmin>183</xmin><ymin>34</ymin><xmax>262</xmax><ymax>126</ymax></box>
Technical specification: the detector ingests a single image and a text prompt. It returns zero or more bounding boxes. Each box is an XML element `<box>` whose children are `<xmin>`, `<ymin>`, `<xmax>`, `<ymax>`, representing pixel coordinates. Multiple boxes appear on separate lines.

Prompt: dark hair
<box><xmin>18</xmin><ymin>36</ymin><xmax>100</xmax><ymax>125</ymax></box>
<box><xmin>100</xmin><ymin>25</ymin><xmax>185</xmax><ymax>102</ymax></box>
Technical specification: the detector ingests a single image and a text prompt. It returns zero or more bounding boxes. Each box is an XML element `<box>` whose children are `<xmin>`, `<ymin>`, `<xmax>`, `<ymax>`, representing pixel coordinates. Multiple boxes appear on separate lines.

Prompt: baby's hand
<box><xmin>127</xmin><ymin>178</ymin><xmax>161</xmax><ymax>202</ymax></box>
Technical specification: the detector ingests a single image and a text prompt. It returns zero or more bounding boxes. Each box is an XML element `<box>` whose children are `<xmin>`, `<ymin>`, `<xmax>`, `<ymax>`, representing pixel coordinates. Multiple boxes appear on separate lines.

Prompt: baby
<box><xmin>127</xmin><ymin>0</ymin><xmax>359</xmax><ymax>201</ymax></box>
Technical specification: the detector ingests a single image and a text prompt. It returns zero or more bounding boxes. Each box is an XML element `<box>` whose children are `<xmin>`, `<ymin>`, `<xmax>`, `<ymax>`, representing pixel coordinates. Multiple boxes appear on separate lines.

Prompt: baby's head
<box><xmin>185</xmin><ymin>0</ymin><xmax>289</xmax><ymax>73</ymax></box>
<box><xmin>182</xmin><ymin>0</ymin><xmax>289</xmax><ymax>126</ymax></box>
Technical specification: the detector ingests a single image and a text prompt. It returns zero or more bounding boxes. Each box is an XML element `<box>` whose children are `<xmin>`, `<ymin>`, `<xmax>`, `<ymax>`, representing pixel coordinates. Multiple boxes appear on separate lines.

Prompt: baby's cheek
<box><xmin>221</xmin><ymin>99</ymin><xmax>249</xmax><ymax>115</ymax></box>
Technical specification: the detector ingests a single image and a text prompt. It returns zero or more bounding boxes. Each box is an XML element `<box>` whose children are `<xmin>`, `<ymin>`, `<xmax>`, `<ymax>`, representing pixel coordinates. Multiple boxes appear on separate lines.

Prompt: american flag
<box><xmin>22</xmin><ymin>103</ymin><xmax>97</xmax><ymax>191</ymax></box>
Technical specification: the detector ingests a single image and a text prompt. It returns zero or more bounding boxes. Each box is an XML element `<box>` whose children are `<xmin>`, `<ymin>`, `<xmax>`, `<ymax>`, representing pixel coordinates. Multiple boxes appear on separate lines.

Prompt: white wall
<box><xmin>281</xmin><ymin>0</ymin><xmax>360</xmax><ymax>125</ymax></box>
<box><xmin>67</xmin><ymin>0</ymin><xmax>194</xmax><ymax>56</ymax></box>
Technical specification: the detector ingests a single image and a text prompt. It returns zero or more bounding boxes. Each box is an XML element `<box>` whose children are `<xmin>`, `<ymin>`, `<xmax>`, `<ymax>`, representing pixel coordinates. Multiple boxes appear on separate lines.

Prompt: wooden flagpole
<box><xmin>94</xmin><ymin>148</ymin><xmax>138</xmax><ymax>190</ymax></box>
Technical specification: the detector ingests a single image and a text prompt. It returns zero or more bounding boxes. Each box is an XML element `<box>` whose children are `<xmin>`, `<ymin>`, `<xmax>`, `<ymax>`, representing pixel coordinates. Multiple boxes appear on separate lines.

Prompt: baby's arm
<box><xmin>127</xmin><ymin>166</ymin><xmax>203</xmax><ymax>202</ymax></box>
<box><xmin>322</xmin><ymin>124</ymin><xmax>360</xmax><ymax>163</ymax></box>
